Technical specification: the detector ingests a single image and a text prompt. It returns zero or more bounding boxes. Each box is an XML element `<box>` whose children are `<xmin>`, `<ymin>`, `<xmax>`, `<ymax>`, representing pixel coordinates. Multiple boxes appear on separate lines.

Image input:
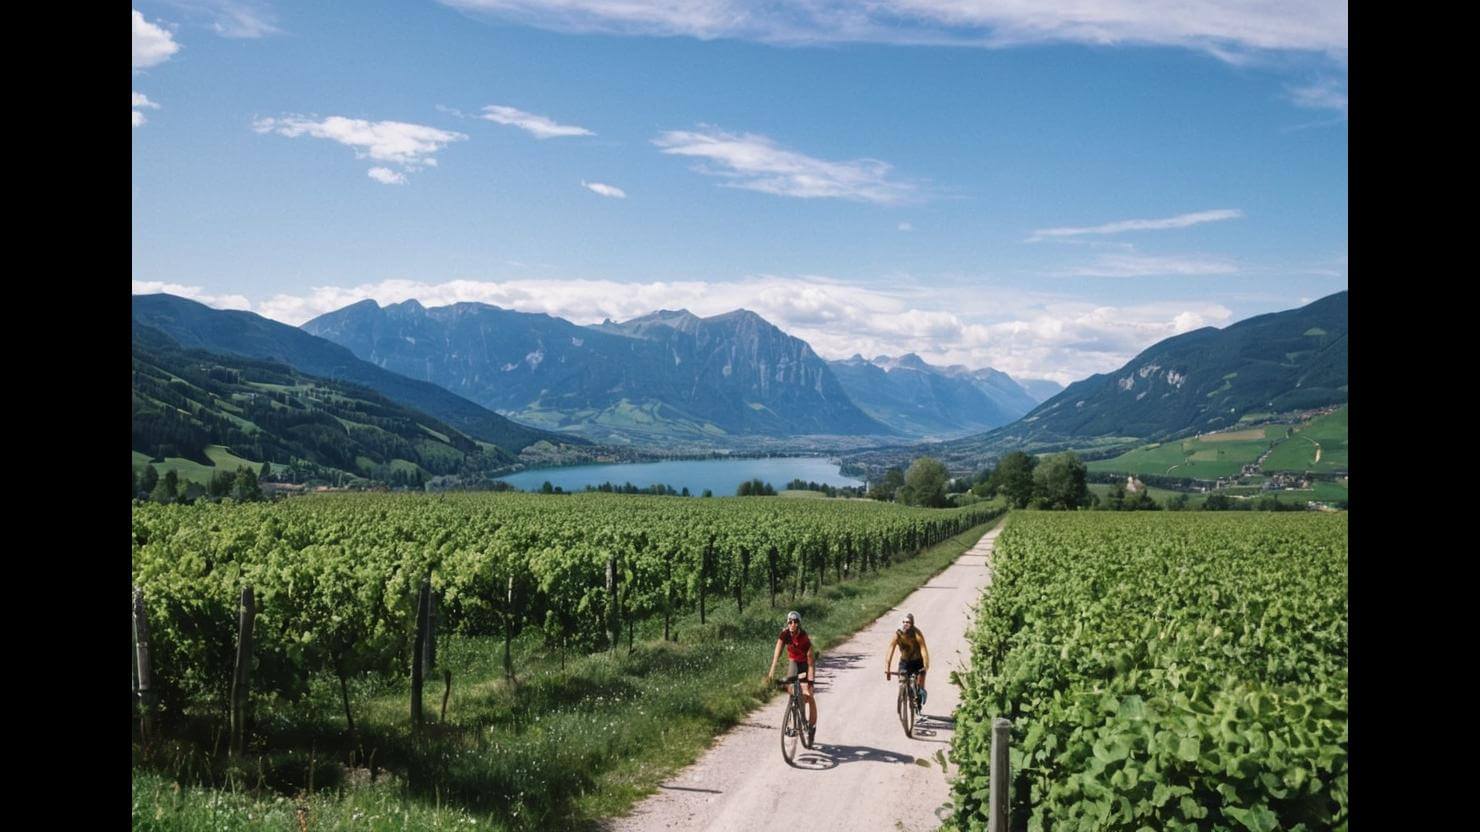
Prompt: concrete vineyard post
<box><xmin>990</xmin><ymin>717</ymin><xmax>1011</xmax><ymax>832</ymax></box>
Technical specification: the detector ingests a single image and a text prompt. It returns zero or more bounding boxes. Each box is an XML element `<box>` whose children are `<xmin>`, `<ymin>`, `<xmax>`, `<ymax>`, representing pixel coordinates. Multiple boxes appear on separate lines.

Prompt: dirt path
<box><xmin>605</xmin><ymin>524</ymin><xmax>1004</xmax><ymax>832</ymax></box>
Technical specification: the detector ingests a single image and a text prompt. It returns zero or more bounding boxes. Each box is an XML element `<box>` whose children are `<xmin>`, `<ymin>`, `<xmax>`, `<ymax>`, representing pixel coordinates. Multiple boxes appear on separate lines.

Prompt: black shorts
<box><xmin>897</xmin><ymin>658</ymin><xmax>925</xmax><ymax>676</ymax></box>
<box><xmin>787</xmin><ymin>660</ymin><xmax>812</xmax><ymax>682</ymax></box>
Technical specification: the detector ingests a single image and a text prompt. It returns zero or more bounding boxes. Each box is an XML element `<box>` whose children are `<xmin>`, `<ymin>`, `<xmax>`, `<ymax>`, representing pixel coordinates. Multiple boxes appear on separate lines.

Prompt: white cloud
<box><xmin>1029</xmin><ymin>209</ymin><xmax>1243</xmax><ymax>241</ymax></box>
<box><xmin>133</xmin><ymin>9</ymin><xmax>181</xmax><ymax>69</ymax></box>
<box><xmin>252</xmin><ymin>116</ymin><xmax>468</xmax><ymax>178</ymax></box>
<box><xmin>368</xmin><ymin>167</ymin><xmax>408</xmax><ymax>185</ymax></box>
<box><xmin>898</xmin><ymin>222</ymin><xmax>913</xmax><ymax>232</ymax></box>
<box><xmin>1286</xmin><ymin>78</ymin><xmax>1347</xmax><ymax>115</ymax></box>
<box><xmin>582</xmin><ymin>180</ymin><xmax>626</xmax><ymax>198</ymax></box>
<box><xmin>1054</xmin><ymin>254</ymin><xmax>1239</xmax><ymax>277</ymax></box>
<box><xmin>481</xmin><ymin>105</ymin><xmax>593</xmax><ymax>138</ymax></box>
<box><xmin>248</xmin><ymin>275</ymin><xmax>1237</xmax><ymax>384</ymax></box>
<box><xmin>653</xmin><ymin>128</ymin><xmax>919</xmax><ymax>204</ymax></box>
<box><xmin>438</xmin><ymin>1</ymin><xmax>1347</xmax><ymax>61</ymax></box>
<box><xmin>132</xmin><ymin>280</ymin><xmax>252</xmax><ymax>310</ymax></box>
<box><xmin>133</xmin><ymin>91</ymin><xmax>161</xmax><ymax>128</ymax></box>
<box><xmin>207</xmin><ymin>1</ymin><xmax>280</xmax><ymax>37</ymax></box>
<box><xmin>156</xmin><ymin>0</ymin><xmax>281</xmax><ymax>37</ymax></box>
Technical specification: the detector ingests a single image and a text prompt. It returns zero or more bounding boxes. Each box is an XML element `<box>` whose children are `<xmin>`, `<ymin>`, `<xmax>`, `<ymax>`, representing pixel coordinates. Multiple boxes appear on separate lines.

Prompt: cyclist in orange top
<box><xmin>765</xmin><ymin>610</ymin><xmax>817</xmax><ymax>745</ymax></box>
<box><xmin>885</xmin><ymin>612</ymin><xmax>930</xmax><ymax>708</ymax></box>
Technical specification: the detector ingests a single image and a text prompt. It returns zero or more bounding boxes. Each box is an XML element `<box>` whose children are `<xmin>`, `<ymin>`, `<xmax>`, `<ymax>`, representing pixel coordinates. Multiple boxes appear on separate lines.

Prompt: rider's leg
<box><xmin>803</xmin><ymin>683</ymin><xmax>817</xmax><ymax>726</ymax></box>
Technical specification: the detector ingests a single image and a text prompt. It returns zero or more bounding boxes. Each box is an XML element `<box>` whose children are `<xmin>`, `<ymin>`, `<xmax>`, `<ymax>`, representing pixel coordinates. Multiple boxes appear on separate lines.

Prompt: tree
<box><xmin>541</xmin><ymin>481</ymin><xmax>555</xmax><ymax>494</ymax></box>
<box><xmin>1031</xmin><ymin>452</ymin><xmax>1090</xmax><ymax>510</ymax></box>
<box><xmin>232</xmin><ymin>466</ymin><xmax>262</xmax><ymax>502</ymax></box>
<box><xmin>140</xmin><ymin>465</ymin><xmax>159</xmax><ymax>498</ymax></box>
<box><xmin>869</xmin><ymin>467</ymin><xmax>906</xmax><ymax>501</ymax></box>
<box><xmin>900</xmin><ymin>457</ymin><xmax>950</xmax><ymax>507</ymax></box>
<box><xmin>150</xmin><ymin>470</ymin><xmax>179</xmax><ymax>504</ymax></box>
<box><xmin>990</xmin><ymin>452</ymin><xmax>1038</xmax><ymax>508</ymax></box>
<box><xmin>208</xmin><ymin>469</ymin><xmax>238</xmax><ymax>499</ymax></box>
<box><xmin>1203</xmin><ymin>493</ymin><xmax>1234</xmax><ymax>511</ymax></box>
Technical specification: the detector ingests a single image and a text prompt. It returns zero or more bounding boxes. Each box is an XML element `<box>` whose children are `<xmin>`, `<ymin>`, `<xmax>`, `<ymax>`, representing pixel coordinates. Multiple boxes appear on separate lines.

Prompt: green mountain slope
<box><xmin>132</xmin><ymin>324</ymin><xmax>514</xmax><ymax>485</ymax></box>
<box><xmin>132</xmin><ymin>294</ymin><xmax>583</xmax><ymax>453</ymax></box>
<box><xmin>843</xmin><ymin>292</ymin><xmax>1348</xmax><ymax>474</ymax></box>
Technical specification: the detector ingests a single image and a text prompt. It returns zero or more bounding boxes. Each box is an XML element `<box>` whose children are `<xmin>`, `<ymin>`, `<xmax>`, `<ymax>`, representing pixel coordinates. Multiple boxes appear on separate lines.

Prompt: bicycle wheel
<box><xmin>781</xmin><ymin>698</ymin><xmax>801</xmax><ymax>764</ymax></box>
<box><xmin>897</xmin><ymin>683</ymin><xmax>911</xmax><ymax>737</ymax></box>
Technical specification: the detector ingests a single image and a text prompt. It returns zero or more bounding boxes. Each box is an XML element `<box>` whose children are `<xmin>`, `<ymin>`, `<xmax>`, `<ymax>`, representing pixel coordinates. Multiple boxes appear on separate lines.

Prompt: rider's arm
<box><xmin>919</xmin><ymin>634</ymin><xmax>930</xmax><ymax>671</ymax></box>
<box><xmin>884</xmin><ymin>637</ymin><xmax>897</xmax><ymax>673</ymax></box>
<box><xmin>767</xmin><ymin>638</ymin><xmax>783</xmax><ymax>677</ymax></box>
<box><xmin>807</xmin><ymin>643</ymin><xmax>817</xmax><ymax>681</ymax></box>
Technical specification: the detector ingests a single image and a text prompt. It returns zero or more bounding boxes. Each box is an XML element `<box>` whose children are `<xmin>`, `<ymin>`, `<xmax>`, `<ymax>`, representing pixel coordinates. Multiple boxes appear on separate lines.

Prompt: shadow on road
<box><xmin>658</xmin><ymin>784</ymin><xmax>723</xmax><ymax>794</ymax></box>
<box><xmin>910</xmin><ymin>712</ymin><xmax>956</xmax><ymax>741</ymax></box>
<box><xmin>820</xmin><ymin>652</ymin><xmax>869</xmax><ymax>672</ymax></box>
<box><xmin>788</xmin><ymin>743</ymin><xmax>916</xmax><ymax>771</ymax></box>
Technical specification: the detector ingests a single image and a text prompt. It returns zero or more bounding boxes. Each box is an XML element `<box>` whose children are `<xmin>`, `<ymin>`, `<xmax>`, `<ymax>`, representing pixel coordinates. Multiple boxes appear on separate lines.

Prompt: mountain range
<box><xmin>844</xmin><ymin>291</ymin><xmax>1349</xmax><ymax>473</ymax></box>
<box><xmin>826</xmin><ymin>353</ymin><xmax>1044</xmax><ymax>438</ymax></box>
<box><xmin>303</xmin><ymin>301</ymin><xmax>896</xmax><ymax>443</ymax></box>
<box><xmin>132</xmin><ymin>294</ymin><xmax>580</xmax><ymax>454</ymax></box>
<box><xmin>133</xmin><ymin>289</ymin><xmax>1344</xmax><ymax>477</ymax></box>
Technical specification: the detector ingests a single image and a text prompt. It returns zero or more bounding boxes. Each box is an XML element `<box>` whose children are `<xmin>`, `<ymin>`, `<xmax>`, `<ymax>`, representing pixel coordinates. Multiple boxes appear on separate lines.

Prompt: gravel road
<box><xmin>606</xmin><ymin>523</ymin><xmax>1003</xmax><ymax>832</ymax></box>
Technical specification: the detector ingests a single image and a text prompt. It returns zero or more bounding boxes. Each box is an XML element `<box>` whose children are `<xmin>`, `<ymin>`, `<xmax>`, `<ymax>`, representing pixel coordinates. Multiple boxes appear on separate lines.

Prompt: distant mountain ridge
<box><xmin>844</xmin><ymin>291</ymin><xmax>1349</xmax><ymax>472</ymax></box>
<box><xmin>131</xmin><ymin>294</ymin><xmax>578</xmax><ymax>453</ymax></box>
<box><xmin>303</xmin><ymin>301</ymin><xmax>895</xmax><ymax>443</ymax></box>
<box><xmin>1016</xmin><ymin>378</ymin><xmax>1065</xmax><ymax>404</ymax></box>
<box><xmin>826</xmin><ymin>353</ymin><xmax>1039</xmax><ymax>438</ymax></box>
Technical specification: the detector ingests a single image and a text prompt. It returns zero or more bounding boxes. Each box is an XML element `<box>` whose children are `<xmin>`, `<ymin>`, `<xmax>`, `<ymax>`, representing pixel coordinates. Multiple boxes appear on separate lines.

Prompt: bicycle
<box><xmin>887</xmin><ymin>669</ymin><xmax>922</xmax><ymax>737</ymax></box>
<box><xmin>775</xmin><ymin>673</ymin><xmax>815</xmax><ymax>764</ymax></box>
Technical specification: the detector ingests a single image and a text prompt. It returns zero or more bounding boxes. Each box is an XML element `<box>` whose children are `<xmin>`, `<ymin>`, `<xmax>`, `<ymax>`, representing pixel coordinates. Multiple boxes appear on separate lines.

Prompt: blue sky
<box><xmin>132</xmin><ymin>1</ymin><xmax>1347</xmax><ymax>385</ymax></box>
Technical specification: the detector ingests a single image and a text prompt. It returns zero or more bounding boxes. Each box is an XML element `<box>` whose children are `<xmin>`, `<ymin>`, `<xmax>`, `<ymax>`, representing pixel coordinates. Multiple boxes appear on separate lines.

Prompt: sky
<box><xmin>132</xmin><ymin>1</ymin><xmax>1348</xmax><ymax>386</ymax></box>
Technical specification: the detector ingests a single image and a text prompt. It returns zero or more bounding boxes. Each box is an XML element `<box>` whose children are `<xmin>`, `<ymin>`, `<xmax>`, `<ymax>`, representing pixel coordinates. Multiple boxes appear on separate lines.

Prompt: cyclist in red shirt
<box><xmin>765</xmin><ymin>610</ymin><xmax>817</xmax><ymax>745</ymax></box>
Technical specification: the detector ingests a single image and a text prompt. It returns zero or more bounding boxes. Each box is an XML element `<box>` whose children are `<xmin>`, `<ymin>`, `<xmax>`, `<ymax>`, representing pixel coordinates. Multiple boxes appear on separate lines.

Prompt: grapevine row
<box><xmin>131</xmin><ymin>492</ymin><xmax>1001</xmax><ymax>718</ymax></box>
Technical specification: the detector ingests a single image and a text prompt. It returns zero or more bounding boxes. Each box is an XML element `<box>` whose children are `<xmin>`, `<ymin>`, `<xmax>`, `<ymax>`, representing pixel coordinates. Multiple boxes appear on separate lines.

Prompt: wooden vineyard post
<box><xmin>424</xmin><ymin>588</ymin><xmax>438</xmax><ymax>673</ymax></box>
<box><xmin>737</xmin><ymin>546</ymin><xmax>748</xmax><ymax>614</ymax></box>
<box><xmin>411</xmin><ymin>578</ymin><xmax>430</xmax><ymax>731</ymax></box>
<box><xmin>132</xmin><ymin>586</ymin><xmax>156</xmax><ymax>743</ymax></box>
<box><xmin>605</xmin><ymin>555</ymin><xmax>618</xmax><ymax>652</ymax></box>
<box><xmin>230</xmin><ymin>585</ymin><xmax>256</xmax><ymax>757</ymax></box>
<box><xmin>698</xmin><ymin>540</ymin><xmax>709</xmax><ymax>625</ymax></box>
<box><xmin>989</xmin><ymin>718</ymin><xmax>1012</xmax><ymax>832</ymax></box>
<box><xmin>664</xmin><ymin>554</ymin><xmax>673</xmax><ymax>641</ymax></box>
<box><xmin>767</xmin><ymin>545</ymin><xmax>777</xmax><ymax>608</ymax></box>
<box><xmin>503</xmin><ymin>575</ymin><xmax>515</xmax><ymax>681</ymax></box>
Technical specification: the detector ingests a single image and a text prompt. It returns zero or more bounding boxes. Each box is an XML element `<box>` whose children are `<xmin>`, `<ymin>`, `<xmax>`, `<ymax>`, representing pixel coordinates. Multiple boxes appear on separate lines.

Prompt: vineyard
<box><xmin>132</xmin><ymin>492</ymin><xmax>1001</xmax><ymax>828</ymax></box>
<box><xmin>951</xmin><ymin>512</ymin><xmax>1347</xmax><ymax>832</ymax></box>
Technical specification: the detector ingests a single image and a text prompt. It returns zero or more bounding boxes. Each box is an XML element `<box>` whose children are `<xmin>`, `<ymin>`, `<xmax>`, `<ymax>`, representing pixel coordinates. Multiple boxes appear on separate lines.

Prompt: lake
<box><xmin>496</xmin><ymin>457</ymin><xmax>865</xmax><ymax>495</ymax></box>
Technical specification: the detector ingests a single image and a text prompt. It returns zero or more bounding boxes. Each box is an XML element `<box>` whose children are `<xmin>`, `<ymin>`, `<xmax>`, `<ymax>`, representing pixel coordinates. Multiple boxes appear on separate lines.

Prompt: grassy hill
<box><xmin>133</xmin><ymin>324</ymin><xmax>515</xmax><ymax>487</ymax></box>
<box><xmin>1262</xmin><ymin>408</ymin><xmax>1348</xmax><ymax>473</ymax></box>
<box><xmin>1087</xmin><ymin>406</ymin><xmax>1348</xmax><ymax>481</ymax></box>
